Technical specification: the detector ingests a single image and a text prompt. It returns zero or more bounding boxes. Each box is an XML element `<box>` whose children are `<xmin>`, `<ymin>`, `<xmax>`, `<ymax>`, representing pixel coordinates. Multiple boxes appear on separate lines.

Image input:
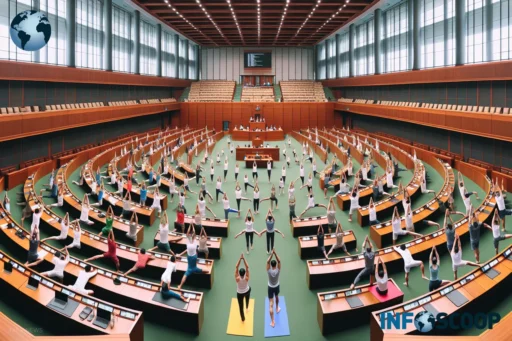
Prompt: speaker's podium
<box><xmin>249</xmin><ymin>122</ymin><xmax>265</xmax><ymax>131</ymax></box>
<box><xmin>252</xmin><ymin>136</ymin><xmax>263</xmax><ymax>148</ymax></box>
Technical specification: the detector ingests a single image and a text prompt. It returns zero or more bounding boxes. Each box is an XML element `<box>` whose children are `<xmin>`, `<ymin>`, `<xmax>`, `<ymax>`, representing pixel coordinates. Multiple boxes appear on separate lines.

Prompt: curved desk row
<box><xmin>154</xmin><ymin>229</ymin><xmax>222</xmax><ymax>259</ymax></box>
<box><xmin>23</xmin><ymin>180</ymin><xmax>214</xmax><ymax>289</ymax></box>
<box><xmin>370</xmin><ymin>246</ymin><xmax>512</xmax><ymax>341</ymax></box>
<box><xmin>298</xmin><ymin>230</ymin><xmax>357</xmax><ymax>259</ymax></box>
<box><xmin>370</xmin><ymin>158</ymin><xmax>455</xmax><ymax>248</ymax></box>
<box><xmin>306</xmin><ymin>162</ymin><xmax>494</xmax><ymax>289</ymax></box>
<box><xmin>0</xmin><ymin>250</ymin><xmax>143</xmax><ymax>340</ymax></box>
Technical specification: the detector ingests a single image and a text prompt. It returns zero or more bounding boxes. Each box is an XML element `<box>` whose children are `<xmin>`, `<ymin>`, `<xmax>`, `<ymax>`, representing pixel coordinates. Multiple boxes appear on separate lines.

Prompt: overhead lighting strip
<box><xmin>163</xmin><ymin>0</ymin><xmax>216</xmax><ymax>45</ymax></box>
<box><xmin>290</xmin><ymin>0</ymin><xmax>321</xmax><ymax>44</ymax></box>
<box><xmin>195</xmin><ymin>0</ymin><xmax>230</xmax><ymax>45</ymax></box>
<box><xmin>257</xmin><ymin>0</ymin><xmax>261</xmax><ymax>44</ymax></box>
<box><xmin>302</xmin><ymin>0</ymin><xmax>350</xmax><ymax>44</ymax></box>
<box><xmin>227</xmin><ymin>0</ymin><xmax>244</xmax><ymax>44</ymax></box>
<box><xmin>274</xmin><ymin>0</ymin><xmax>290</xmax><ymax>45</ymax></box>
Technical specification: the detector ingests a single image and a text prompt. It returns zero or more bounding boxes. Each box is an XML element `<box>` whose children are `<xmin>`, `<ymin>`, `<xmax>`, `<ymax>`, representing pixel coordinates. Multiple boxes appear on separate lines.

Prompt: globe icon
<box><xmin>414</xmin><ymin>311</ymin><xmax>436</xmax><ymax>333</ymax></box>
<box><xmin>10</xmin><ymin>10</ymin><xmax>51</xmax><ymax>51</ymax></box>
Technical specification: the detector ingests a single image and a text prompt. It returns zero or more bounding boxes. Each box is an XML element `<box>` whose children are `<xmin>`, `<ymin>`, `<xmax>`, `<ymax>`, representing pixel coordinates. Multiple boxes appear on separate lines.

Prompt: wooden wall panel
<box><xmin>300</xmin><ymin>104</ymin><xmax>310</xmax><ymax>130</ymax></box>
<box><xmin>309</xmin><ymin>103</ymin><xmax>318</xmax><ymax>128</ymax></box>
<box><xmin>317</xmin><ymin>102</ymin><xmax>326</xmax><ymax>128</ymax></box>
<box><xmin>181</xmin><ymin>103</ymin><xmax>189</xmax><ymax>128</ymax></box>
<box><xmin>0</xmin><ymin>60</ymin><xmax>191</xmax><ymax>87</ymax></box>
<box><xmin>231</xmin><ymin>103</ymin><xmax>242</xmax><ymax>128</ymax></box>
<box><xmin>0</xmin><ymin>103</ymin><xmax>180</xmax><ymax>143</ymax></box>
<box><xmin>263</xmin><ymin>103</ymin><xmax>274</xmax><ymax>126</ymax></box>
<box><xmin>222</xmin><ymin>103</ymin><xmax>232</xmax><ymax>131</ymax></box>
<box><xmin>196</xmin><ymin>103</ymin><xmax>205</xmax><ymax>129</ymax></box>
<box><xmin>214</xmin><ymin>104</ymin><xmax>223</xmax><ymax>131</ymax></box>
<box><xmin>292</xmin><ymin>104</ymin><xmax>301</xmax><ymax>131</ymax></box>
<box><xmin>282</xmin><ymin>104</ymin><xmax>293</xmax><ymax>132</ymax></box>
<box><xmin>170</xmin><ymin>111</ymin><xmax>180</xmax><ymax>128</ymax></box>
<box><xmin>273</xmin><ymin>104</ymin><xmax>283</xmax><ymax>129</ymax></box>
<box><xmin>334</xmin><ymin>103</ymin><xmax>512</xmax><ymax>143</ymax></box>
<box><xmin>322</xmin><ymin>59</ymin><xmax>512</xmax><ymax>87</ymax></box>
<box><xmin>325</xmin><ymin>102</ymin><xmax>334</xmax><ymax>128</ymax></box>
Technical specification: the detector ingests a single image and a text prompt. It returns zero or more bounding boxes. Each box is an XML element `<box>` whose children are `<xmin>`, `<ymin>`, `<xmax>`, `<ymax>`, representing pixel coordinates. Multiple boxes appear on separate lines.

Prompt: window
<box><xmin>140</xmin><ymin>20</ymin><xmax>156</xmax><ymax>75</ymax></box>
<box><xmin>112</xmin><ymin>5</ymin><xmax>131</xmax><ymax>73</ymax></box>
<box><xmin>178</xmin><ymin>38</ymin><xmax>187</xmax><ymax>78</ymax></box>
<box><xmin>420</xmin><ymin>0</ymin><xmax>456</xmax><ymax>68</ymax></box>
<box><xmin>354</xmin><ymin>19</ymin><xmax>375</xmax><ymax>76</ymax></box>
<box><xmin>338</xmin><ymin>32</ymin><xmax>350</xmax><ymax>78</ymax></box>
<box><xmin>491</xmin><ymin>0</ymin><xmax>512</xmax><ymax>61</ymax></box>
<box><xmin>466</xmin><ymin>0</ymin><xmax>487</xmax><ymax>64</ymax></box>
<box><xmin>383</xmin><ymin>1</ymin><xmax>409</xmax><ymax>73</ymax></box>
<box><xmin>316</xmin><ymin>40</ymin><xmax>326</xmax><ymax>80</ymax></box>
<box><xmin>162</xmin><ymin>31</ymin><xmax>176</xmax><ymax>78</ymax></box>
<box><xmin>76</xmin><ymin>0</ymin><xmax>103</xmax><ymax>69</ymax></box>
<box><xmin>0</xmin><ymin>0</ymin><xmax>66</xmax><ymax>65</ymax></box>
<box><xmin>188</xmin><ymin>42</ymin><xmax>196</xmax><ymax>80</ymax></box>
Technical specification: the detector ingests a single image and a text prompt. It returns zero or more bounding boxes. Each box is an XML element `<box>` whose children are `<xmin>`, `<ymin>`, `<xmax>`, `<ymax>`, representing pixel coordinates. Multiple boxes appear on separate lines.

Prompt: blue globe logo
<box><xmin>10</xmin><ymin>10</ymin><xmax>51</xmax><ymax>51</ymax></box>
<box><xmin>414</xmin><ymin>311</ymin><xmax>436</xmax><ymax>333</ymax></box>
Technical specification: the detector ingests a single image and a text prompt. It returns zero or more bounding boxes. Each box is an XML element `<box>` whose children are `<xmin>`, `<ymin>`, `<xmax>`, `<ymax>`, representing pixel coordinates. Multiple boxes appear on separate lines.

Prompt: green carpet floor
<box><xmin>1</xmin><ymin>134</ymin><xmax>511</xmax><ymax>340</ymax></box>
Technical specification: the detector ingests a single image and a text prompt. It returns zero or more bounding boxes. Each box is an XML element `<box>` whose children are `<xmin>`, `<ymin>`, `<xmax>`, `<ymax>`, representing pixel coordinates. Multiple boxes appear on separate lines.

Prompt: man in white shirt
<box><xmin>393</xmin><ymin>244</ymin><xmax>427</xmax><ymax>286</ymax></box>
<box><xmin>41</xmin><ymin>247</ymin><xmax>70</xmax><ymax>283</ymax></box>
<box><xmin>69</xmin><ymin>265</ymin><xmax>97</xmax><ymax>295</ymax></box>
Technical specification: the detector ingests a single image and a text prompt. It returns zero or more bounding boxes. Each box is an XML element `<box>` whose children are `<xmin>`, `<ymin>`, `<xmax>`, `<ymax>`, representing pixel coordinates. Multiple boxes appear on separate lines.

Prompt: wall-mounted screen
<box><xmin>244</xmin><ymin>52</ymin><xmax>272</xmax><ymax>68</ymax></box>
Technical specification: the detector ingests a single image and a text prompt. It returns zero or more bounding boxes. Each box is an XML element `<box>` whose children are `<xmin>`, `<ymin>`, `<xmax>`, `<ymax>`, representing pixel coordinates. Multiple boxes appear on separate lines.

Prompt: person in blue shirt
<box><xmin>95</xmin><ymin>167</ymin><xmax>102</xmax><ymax>185</ymax></box>
<box><xmin>140</xmin><ymin>183</ymin><xmax>148</xmax><ymax>206</ymax></box>
<box><xmin>41</xmin><ymin>182</ymin><xmax>59</xmax><ymax>199</ymax></box>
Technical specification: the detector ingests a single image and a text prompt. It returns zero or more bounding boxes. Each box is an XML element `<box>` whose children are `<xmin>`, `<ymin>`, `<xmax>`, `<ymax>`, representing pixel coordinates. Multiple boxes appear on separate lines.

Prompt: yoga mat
<box><xmin>226</xmin><ymin>298</ymin><xmax>255</xmax><ymax>337</ymax></box>
<box><xmin>264</xmin><ymin>296</ymin><xmax>290</xmax><ymax>338</ymax></box>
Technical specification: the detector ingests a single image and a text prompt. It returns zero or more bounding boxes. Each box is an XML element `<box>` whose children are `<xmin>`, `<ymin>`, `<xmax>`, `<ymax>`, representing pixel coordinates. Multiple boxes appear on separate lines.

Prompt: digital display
<box><xmin>244</xmin><ymin>52</ymin><xmax>272</xmax><ymax>68</ymax></box>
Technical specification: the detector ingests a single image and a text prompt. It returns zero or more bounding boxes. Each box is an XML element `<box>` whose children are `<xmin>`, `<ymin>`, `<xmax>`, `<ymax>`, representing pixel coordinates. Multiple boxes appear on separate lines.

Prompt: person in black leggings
<box><xmin>267</xmin><ymin>160</ymin><xmax>272</xmax><ymax>183</ymax></box>
<box><xmin>253</xmin><ymin>184</ymin><xmax>261</xmax><ymax>214</ymax></box>
<box><xmin>244</xmin><ymin>174</ymin><xmax>254</xmax><ymax>193</ymax></box>
<box><xmin>261</xmin><ymin>184</ymin><xmax>279</xmax><ymax>211</ymax></box>
<box><xmin>289</xmin><ymin>195</ymin><xmax>297</xmax><ymax>221</ymax></box>
<box><xmin>235</xmin><ymin>254</ymin><xmax>251</xmax><ymax>322</ymax></box>
<box><xmin>235</xmin><ymin>210</ymin><xmax>261</xmax><ymax>254</ymax></box>
<box><xmin>259</xmin><ymin>209</ymin><xmax>285</xmax><ymax>254</ymax></box>
<box><xmin>252</xmin><ymin>161</ymin><xmax>258</xmax><ymax>180</ymax></box>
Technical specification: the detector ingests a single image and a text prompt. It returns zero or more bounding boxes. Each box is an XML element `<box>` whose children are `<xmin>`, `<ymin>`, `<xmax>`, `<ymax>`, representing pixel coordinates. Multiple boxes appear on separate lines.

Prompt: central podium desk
<box><xmin>236</xmin><ymin>147</ymin><xmax>280</xmax><ymax>161</ymax></box>
<box><xmin>249</xmin><ymin>122</ymin><xmax>265</xmax><ymax>130</ymax></box>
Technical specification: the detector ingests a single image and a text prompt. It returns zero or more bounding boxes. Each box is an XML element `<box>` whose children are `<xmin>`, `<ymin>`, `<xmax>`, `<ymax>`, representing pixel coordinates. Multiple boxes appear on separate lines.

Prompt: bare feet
<box><xmin>276</xmin><ymin>306</ymin><xmax>281</xmax><ymax>314</ymax></box>
<box><xmin>270</xmin><ymin>320</ymin><xmax>275</xmax><ymax>328</ymax></box>
<box><xmin>349</xmin><ymin>283</ymin><xmax>355</xmax><ymax>290</ymax></box>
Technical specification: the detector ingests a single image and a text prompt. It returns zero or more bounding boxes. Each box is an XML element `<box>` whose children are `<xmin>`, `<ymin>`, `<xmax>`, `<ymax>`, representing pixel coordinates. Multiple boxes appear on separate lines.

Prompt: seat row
<box><xmin>241</xmin><ymin>87</ymin><xmax>275</xmax><ymax>102</ymax></box>
<box><xmin>280</xmin><ymin>81</ymin><xmax>327</xmax><ymax>102</ymax></box>
<box><xmin>338</xmin><ymin>98</ymin><xmax>511</xmax><ymax>114</ymax></box>
<box><xmin>0</xmin><ymin>98</ymin><xmax>177</xmax><ymax>114</ymax></box>
<box><xmin>187</xmin><ymin>81</ymin><xmax>235</xmax><ymax>102</ymax></box>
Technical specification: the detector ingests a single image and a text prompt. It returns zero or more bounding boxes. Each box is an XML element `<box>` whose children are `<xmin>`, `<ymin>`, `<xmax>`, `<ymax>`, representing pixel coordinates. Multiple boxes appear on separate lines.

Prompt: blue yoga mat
<box><xmin>264</xmin><ymin>296</ymin><xmax>290</xmax><ymax>338</ymax></box>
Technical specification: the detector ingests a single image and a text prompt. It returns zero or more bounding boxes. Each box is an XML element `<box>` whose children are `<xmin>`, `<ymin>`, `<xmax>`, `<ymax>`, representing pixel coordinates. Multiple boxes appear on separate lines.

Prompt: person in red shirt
<box><xmin>85</xmin><ymin>229</ymin><xmax>120</xmax><ymax>272</ymax></box>
<box><xmin>127</xmin><ymin>176</ymin><xmax>133</xmax><ymax>193</ymax></box>
<box><xmin>175</xmin><ymin>207</ymin><xmax>185</xmax><ymax>233</ymax></box>
<box><xmin>123</xmin><ymin>248</ymin><xmax>155</xmax><ymax>276</ymax></box>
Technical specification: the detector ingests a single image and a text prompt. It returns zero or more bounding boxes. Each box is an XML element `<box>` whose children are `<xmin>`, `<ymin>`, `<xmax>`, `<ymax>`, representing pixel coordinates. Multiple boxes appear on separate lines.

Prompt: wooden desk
<box><xmin>306</xmin><ymin>161</ymin><xmax>493</xmax><ymax>289</ymax></box>
<box><xmin>298</xmin><ymin>230</ymin><xmax>357</xmax><ymax>259</ymax></box>
<box><xmin>245</xmin><ymin>155</ymin><xmax>273</xmax><ymax>168</ymax></box>
<box><xmin>370</xmin><ymin>246</ymin><xmax>512</xmax><ymax>341</ymax></box>
<box><xmin>370</xmin><ymin>158</ymin><xmax>455</xmax><ymax>248</ymax></box>
<box><xmin>231</xmin><ymin>129</ymin><xmax>284</xmax><ymax>141</ymax></box>
<box><xmin>235</xmin><ymin>147</ymin><xmax>280</xmax><ymax>161</ymax></box>
<box><xmin>249</xmin><ymin>122</ymin><xmax>265</xmax><ymax>130</ymax></box>
<box><xmin>291</xmin><ymin>131</ymin><xmax>328</xmax><ymax>164</ymax></box>
<box><xmin>252</xmin><ymin>137</ymin><xmax>263</xmax><ymax>148</ymax></box>
<box><xmin>154</xmin><ymin>230</ymin><xmax>222</xmax><ymax>259</ymax></box>
<box><xmin>318</xmin><ymin>279</ymin><xmax>404</xmax><ymax>335</ymax></box>
<box><xmin>0</xmin><ymin>251</ymin><xmax>144</xmax><ymax>340</ymax></box>
<box><xmin>291</xmin><ymin>216</ymin><xmax>330</xmax><ymax>237</ymax></box>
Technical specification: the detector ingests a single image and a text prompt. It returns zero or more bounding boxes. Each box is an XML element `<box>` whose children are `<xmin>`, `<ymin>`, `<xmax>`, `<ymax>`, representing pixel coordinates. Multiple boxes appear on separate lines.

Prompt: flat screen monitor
<box><xmin>244</xmin><ymin>52</ymin><xmax>271</xmax><ymax>68</ymax></box>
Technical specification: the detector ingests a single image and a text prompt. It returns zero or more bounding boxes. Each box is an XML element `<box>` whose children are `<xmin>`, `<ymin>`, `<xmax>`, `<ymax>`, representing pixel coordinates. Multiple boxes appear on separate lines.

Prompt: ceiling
<box><xmin>133</xmin><ymin>0</ymin><xmax>376</xmax><ymax>47</ymax></box>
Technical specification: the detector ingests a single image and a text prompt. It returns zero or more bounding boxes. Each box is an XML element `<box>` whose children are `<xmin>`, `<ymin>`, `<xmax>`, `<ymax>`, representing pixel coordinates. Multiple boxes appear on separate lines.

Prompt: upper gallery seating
<box><xmin>241</xmin><ymin>87</ymin><xmax>275</xmax><ymax>102</ymax></box>
<box><xmin>280</xmin><ymin>81</ymin><xmax>327</xmax><ymax>102</ymax></box>
<box><xmin>337</xmin><ymin>97</ymin><xmax>511</xmax><ymax>114</ymax></box>
<box><xmin>0</xmin><ymin>98</ymin><xmax>176</xmax><ymax>114</ymax></box>
<box><xmin>187</xmin><ymin>81</ymin><xmax>235</xmax><ymax>102</ymax></box>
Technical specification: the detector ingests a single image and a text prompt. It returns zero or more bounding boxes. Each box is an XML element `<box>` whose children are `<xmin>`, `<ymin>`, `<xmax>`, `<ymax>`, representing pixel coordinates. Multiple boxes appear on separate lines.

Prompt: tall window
<box><xmin>316</xmin><ymin>40</ymin><xmax>326</xmax><ymax>80</ymax></box>
<box><xmin>140</xmin><ymin>20</ymin><xmax>156</xmax><ymax>75</ymax></box>
<box><xmin>327</xmin><ymin>38</ymin><xmax>336</xmax><ymax>78</ymax></box>
<box><xmin>383</xmin><ymin>1</ymin><xmax>409</xmax><ymax>73</ymax></box>
<box><xmin>76</xmin><ymin>0</ymin><xmax>103</xmax><ymax>69</ymax></box>
<box><xmin>339</xmin><ymin>32</ymin><xmax>350</xmax><ymax>77</ymax></box>
<box><xmin>420</xmin><ymin>0</ymin><xmax>456</xmax><ymax>68</ymax></box>
<box><xmin>162</xmin><ymin>31</ymin><xmax>176</xmax><ymax>78</ymax></box>
<box><xmin>178</xmin><ymin>38</ymin><xmax>187</xmax><ymax>78</ymax></box>
<box><xmin>112</xmin><ymin>5</ymin><xmax>131</xmax><ymax>73</ymax></box>
<box><xmin>0</xmin><ymin>0</ymin><xmax>66</xmax><ymax>65</ymax></box>
<box><xmin>490</xmin><ymin>0</ymin><xmax>512</xmax><ymax>61</ymax></box>
<box><xmin>354</xmin><ymin>19</ymin><xmax>375</xmax><ymax>76</ymax></box>
<box><xmin>466</xmin><ymin>0</ymin><xmax>487</xmax><ymax>64</ymax></box>
<box><xmin>188</xmin><ymin>42</ymin><xmax>196</xmax><ymax>80</ymax></box>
